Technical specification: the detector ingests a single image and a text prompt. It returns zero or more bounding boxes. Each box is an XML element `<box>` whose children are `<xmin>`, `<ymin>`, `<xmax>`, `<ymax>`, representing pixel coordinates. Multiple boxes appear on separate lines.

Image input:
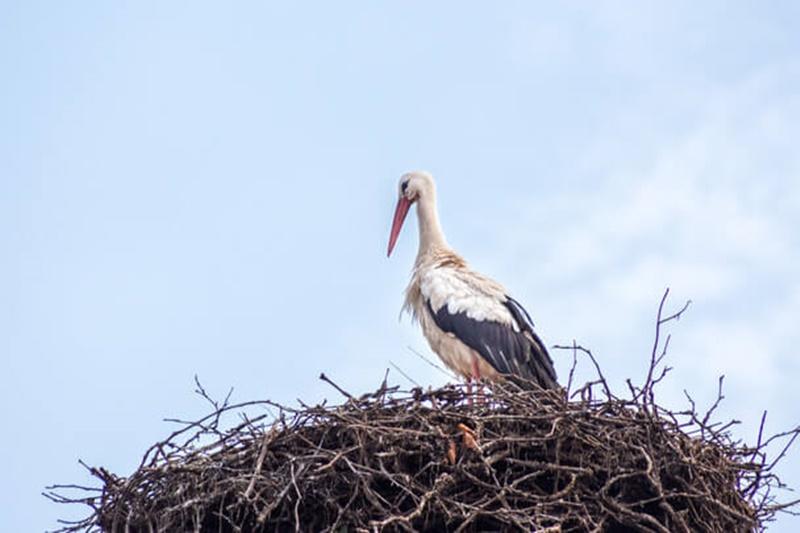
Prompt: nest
<box><xmin>48</xmin><ymin>378</ymin><xmax>798</xmax><ymax>532</ymax></box>
<box><xmin>47</xmin><ymin>292</ymin><xmax>799</xmax><ymax>532</ymax></box>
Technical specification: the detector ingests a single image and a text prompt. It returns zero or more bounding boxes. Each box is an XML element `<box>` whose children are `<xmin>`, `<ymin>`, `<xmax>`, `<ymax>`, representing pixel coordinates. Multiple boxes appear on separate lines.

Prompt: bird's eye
<box><xmin>401</xmin><ymin>181</ymin><xmax>409</xmax><ymax>194</ymax></box>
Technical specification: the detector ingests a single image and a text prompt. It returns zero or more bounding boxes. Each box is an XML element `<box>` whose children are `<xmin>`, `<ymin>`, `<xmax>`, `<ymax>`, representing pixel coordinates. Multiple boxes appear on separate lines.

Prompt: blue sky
<box><xmin>3</xmin><ymin>2</ymin><xmax>799</xmax><ymax>531</ymax></box>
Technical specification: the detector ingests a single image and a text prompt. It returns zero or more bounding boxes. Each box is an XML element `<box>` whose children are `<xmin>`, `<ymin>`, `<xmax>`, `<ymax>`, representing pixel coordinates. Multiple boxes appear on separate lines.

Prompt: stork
<box><xmin>387</xmin><ymin>171</ymin><xmax>558</xmax><ymax>392</ymax></box>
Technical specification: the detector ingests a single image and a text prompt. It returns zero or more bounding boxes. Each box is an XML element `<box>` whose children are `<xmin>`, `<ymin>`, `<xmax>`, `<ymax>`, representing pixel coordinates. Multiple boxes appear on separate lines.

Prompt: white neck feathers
<box><xmin>415</xmin><ymin>190</ymin><xmax>449</xmax><ymax>262</ymax></box>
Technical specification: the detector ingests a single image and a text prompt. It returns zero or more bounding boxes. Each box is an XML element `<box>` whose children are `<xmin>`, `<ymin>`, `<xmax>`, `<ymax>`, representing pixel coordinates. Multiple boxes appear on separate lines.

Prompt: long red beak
<box><xmin>387</xmin><ymin>196</ymin><xmax>411</xmax><ymax>257</ymax></box>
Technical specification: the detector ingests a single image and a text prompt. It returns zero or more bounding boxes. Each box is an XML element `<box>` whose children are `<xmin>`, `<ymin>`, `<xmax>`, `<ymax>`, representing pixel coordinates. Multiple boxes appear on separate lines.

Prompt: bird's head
<box><xmin>387</xmin><ymin>171</ymin><xmax>435</xmax><ymax>257</ymax></box>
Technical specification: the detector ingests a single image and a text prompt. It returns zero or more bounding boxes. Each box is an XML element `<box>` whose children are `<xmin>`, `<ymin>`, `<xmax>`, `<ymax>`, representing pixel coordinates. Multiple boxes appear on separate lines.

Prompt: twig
<box><xmin>319</xmin><ymin>372</ymin><xmax>353</xmax><ymax>400</ymax></box>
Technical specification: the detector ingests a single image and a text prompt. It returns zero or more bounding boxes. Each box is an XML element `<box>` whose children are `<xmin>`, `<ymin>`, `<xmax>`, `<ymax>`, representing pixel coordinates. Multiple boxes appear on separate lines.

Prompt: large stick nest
<box><xmin>48</xmin><ymin>378</ymin><xmax>797</xmax><ymax>532</ymax></box>
<box><xmin>48</xmin><ymin>293</ymin><xmax>799</xmax><ymax>532</ymax></box>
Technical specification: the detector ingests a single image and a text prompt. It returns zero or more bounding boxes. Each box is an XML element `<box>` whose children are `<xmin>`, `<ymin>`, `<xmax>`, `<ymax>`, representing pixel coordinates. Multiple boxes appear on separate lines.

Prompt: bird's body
<box><xmin>404</xmin><ymin>248</ymin><xmax>503</xmax><ymax>381</ymax></box>
<box><xmin>388</xmin><ymin>171</ymin><xmax>558</xmax><ymax>390</ymax></box>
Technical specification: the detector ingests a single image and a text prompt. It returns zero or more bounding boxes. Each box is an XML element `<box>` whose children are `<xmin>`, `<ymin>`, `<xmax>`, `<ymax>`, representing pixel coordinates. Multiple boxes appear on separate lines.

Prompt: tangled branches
<box><xmin>46</xmin><ymin>291</ymin><xmax>799</xmax><ymax>531</ymax></box>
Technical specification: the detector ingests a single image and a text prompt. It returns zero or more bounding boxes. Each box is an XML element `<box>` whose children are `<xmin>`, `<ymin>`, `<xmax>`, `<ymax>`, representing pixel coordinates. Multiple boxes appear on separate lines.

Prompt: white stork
<box><xmin>387</xmin><ymin>171</ymin><xmax>558</xmax><ymax>391</ymax></box>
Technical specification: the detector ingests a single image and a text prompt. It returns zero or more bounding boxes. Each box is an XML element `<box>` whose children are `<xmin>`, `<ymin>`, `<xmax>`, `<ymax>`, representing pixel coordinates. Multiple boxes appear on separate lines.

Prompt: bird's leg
<box><xmin>471</xmin><ymin>357</ymin><xmax>485</xmax><ymax>404</ymax></box>
<box><xmin>465</xmin><ymin>376</ymin><xmax>473</xmax><ymax>406</ymax></box>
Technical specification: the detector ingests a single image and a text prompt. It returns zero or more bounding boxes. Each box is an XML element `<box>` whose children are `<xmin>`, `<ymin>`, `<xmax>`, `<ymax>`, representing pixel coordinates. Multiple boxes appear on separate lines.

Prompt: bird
<box><xmin>387</xmin><ymin>170</ymin><xmax>558</xmax><ymax>391</ymax></box>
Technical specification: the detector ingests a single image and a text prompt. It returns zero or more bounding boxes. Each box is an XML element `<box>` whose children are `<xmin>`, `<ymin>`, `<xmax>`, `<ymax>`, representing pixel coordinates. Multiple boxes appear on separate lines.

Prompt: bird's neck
<box><xmin>415</xmin><ymin>193</ymin><xmax>449</xmax><ymax>262</ymax></box>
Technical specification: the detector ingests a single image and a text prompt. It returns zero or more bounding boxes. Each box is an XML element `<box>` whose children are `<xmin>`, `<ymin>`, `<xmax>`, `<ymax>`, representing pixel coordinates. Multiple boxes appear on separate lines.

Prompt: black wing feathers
<box><xmin>426</xmin><ymin>298</ymin><xmax>558</xmax><ymax>390</ymax></box>
<box><xmin>506</xmin><ymin>296</ymin><xmax>535</xmax><ymax>329</ymax></box>
<box><xmin>502</xmin><ymin>297</ymin><xmax>558</xmax><ymax>388</ymax></box>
